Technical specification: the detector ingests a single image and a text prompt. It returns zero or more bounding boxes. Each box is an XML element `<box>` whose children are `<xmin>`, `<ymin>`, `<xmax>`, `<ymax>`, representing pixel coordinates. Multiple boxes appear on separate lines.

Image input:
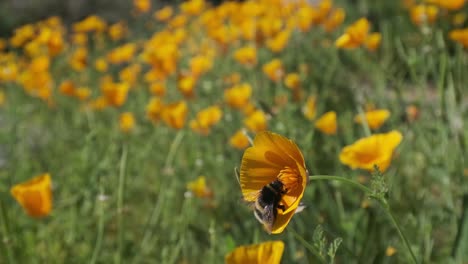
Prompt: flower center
<box><xmin>277</xmin><ymin>166</ymin><xmax>300</xmax><ymax>193</ymax></box>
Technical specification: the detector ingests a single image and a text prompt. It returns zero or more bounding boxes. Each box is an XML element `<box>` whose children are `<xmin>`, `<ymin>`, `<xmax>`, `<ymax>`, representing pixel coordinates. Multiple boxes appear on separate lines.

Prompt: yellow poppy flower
<box><xmin>410</xmin><ymin>5</ymin><xmax>438</xmax><ymax>25</ymax></box>
<box><xmin>224</xmin><ymin>83</ymin><xmax>252</xmax><ymax>109</ymax></box>
<box><xmin>162</xmin><ymin>101</ymin><xmax>188</xmax><ymax>129</ymax></box>
<box><xmin>233</xmin><ymin>46</ymin><xmax>257</xmax><ymax>67</ymax></box>
<box><xmin>186</xmin><ymin>176</ymin><xmax>212</xmax><ymax>198</ymax></box>
<box><xmin>335</xmin><ymin>18</ymin><xmax>370</xmax><ymax>49</ymax></box>
<box><xmin>146</xmin><ymin>97</ymin><xmax>164</xmax><ymax>123</ymax></box>
<box><xmin>134</xmin><ymin>0</ymin><xmax>151</xmax><ymax>13</ymax></box>
<box><xmin>302</xmin><ymin>95</ymin><xmax>317</xmax><ymax>121</ymax></box>
<box><xmin>364</xmin><ymin>32</ymin><xmax>382</xmax><ymax>52</ymax></box>
<box><xmin>315</xmin><ymin>111</ymin><xmax>337</xmax><ymax>135</ymax></box>
<box><xmin>189</xmin><ymin>106</ymin><xmax>223</xmax><ymax>135</ymax></box>
<box><xmin>266</xmin><ymin>30</ymin><xmax>290</xmax><ymax>53</ymax></box>
<box><xmin>229</xmin><ymin>130</ymin><xmax>250</xmax><ymax>150</ymax></box>
<box><xmin>225</xmin><ymin>241</ymin><xmax>285</xmax><ymax>264</ymax></box>
<box><xmin>426</xmin><ymin>0</ymin><xmax>465</xmax><ymax>10</ymax></box>
<box><xmin>240</xmin><ymin>132</ymin><xmax>307</xmax><ymax>234</ymax></box>
<box><xmin>154</xmin><ymin>6</ymin><xmax>173</xmax><ymax>22</ymax></box>
<box><xmin>119</xmin><ymin>112</ymin><xmax>136</xmax><ymax>133</ymax></box>
<box><xmin>284</xmin><ymin>73</ymin><xmax>301</xmax><ymax>90</ymax></box>
<box><xmin>354</xmin><ymin>109</ymin><xmax>390</xmax><ymax>130</ymax></box>
<box><xmin>449</xmin><ymin>28</ymin><xmax>468</xmax><ymax>48</ymax></box>
<box><xmin>339</xmin><ymin>130</ymin><xmax>403</xmax><ymax>172</ymax></box>
<box><xmin>323</xmin><ymin>8</ymin><xmax>346</xmax><ymax>33</ymax></box>
<box><xmin>149</xmin><ymin>82</ymin><xmax>166</xmax><ymax>96</ymax></box>
<box><xmin>244</xmin><ymin>110</ymin><xmax>268</xmax><ymax>133</ymax></box>
<box><xmin>11</xmin><ymin>173</ymin><xmax>53</xmax><ymax>218</ymax></box>
<box><xmin>262</xmin><ymin>59</ymin><xmax>284</xmax><ymax>82</ymax></box>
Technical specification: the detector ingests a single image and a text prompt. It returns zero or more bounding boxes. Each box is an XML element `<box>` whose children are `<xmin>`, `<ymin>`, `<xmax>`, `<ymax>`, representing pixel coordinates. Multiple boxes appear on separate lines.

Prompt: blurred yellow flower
<box><xmin>150</xmin><ymin>82</ymin><xmax>166</xmax><ymax>96</ymax></box>
<box><xmin>266</xmin><ymin>30</ymin><xmax>290</xmax><ymax>53</ymax></box>
<box><xmin>178</xmin><ymin>74</ymin><xmax>197</xmax><ymax>98</ymax></box>
<box><xmin>189</xmin><ymin>105</ymin><xmax>223</xmax><ymax>135</ymax></box>
<box><xmin>189</xmin><ymin>55</ymin><xmax>213</xmax><ymax>77</ymax></box>
<box><xmin>335</xmin><ymin>18</ymin><xmax>370</xmax><ymax>49</ymax></box>
<box><xmin>240</xmin><ymin>132</ymin><xmax>307</xmax><ymax>234</ymax></box>
<box><xmin>426</xmin><ymin>0</ymin><xmax>465</xmax><ymax>10</ymax></box>
<box><xmin>59</xmin><ymin>80</ymin><xmax>76</xmax><ymax>97</ymax></box>
<box><xmin>284</xmin><ymin>73</ymin><xmax>301</xmax><ymax>90</ymax></box>
<box><xmin>339</xmin><ymin>130</ymin><xmax>403</xmax><ymax>172</ymax></box>
<box><xmin>233</xmin><ymin>46</ymin><xmax>257</xmax><ymax>66</ymax></box>
<box><xmin>154</xmin><ymin>6</ymin><xmax>173</xmax><ymax>22</ymax></box>
<box><xmin>323</xmin><ymin>8</ymin><xmax>346</xmax><ymax>33</ymax></box>
<box><xmin>229</xmin><ymin>130</ymin><xmax>250</xmax><ymax>150</ymax></box>
<box><xmin>354</xmin><ymin>109</ymin><xmax>391</xmax><ymax>130</ymax></box>
<box><xmin>108</xmin><ymin>22</ymin><xmax>127</xmax><ymax>41</ymax></box>
<box><xmin>364</xmin><ymin>32</ymin><xmax>382</xmax><ymax>51</ymax></box>
<box><xmin>11</xmin><ymin>173</ymin><xmax>52</xmax><ymax>218</ymax></box>
<box><xmin>75</xmin><ymin>87</ymin><xmax>92</xmax><ymax>101</ymax></box>
<box><xmin>101</xmin><ymin>78</ymin><xmax>130</xmax><ymax>107</ymax></box>
<box><xmin>94</xmin><ymin>57</ymin><xmax>108</xmax><ymax>72</ymax></box>
<box><xmin>180</xmin><ymin>0</ymin><xmax>206</xmax><ymax>16</ymax></box>
<box><xmin>449</xmin><ymin>28</ymin><xmax>468</xmax><ymax>48</ymax></box>
<box><xmin>119</xmin><ymin>112</ymin><xmax>136</xmax><ymax>133</ymax></box>
<box><xmin>134</xmin><ymin>0</ymin><xmax>151</xmax><ymax>13</ymax></box>
<box><xmin>162</xmin><ymin>101</ymin><xmax>188</xmax><ymax>129</ymax></box>
<box><xmin>225</xmin><ymin>241</ymin><xmax>285</xmax><ymax>264</ymax></box>
<box><xmin>146</xmin><ymin>97</ymin><xmax>164</xmax><ymax>123</ymax></box>
<box><xmin>410</xmin><ymin>5</ymin><xmax>438</xmax><ymax>25</ymax></box>
<box><xmin>107</xmin><ymin>43</ymin><xmax>137</xmax><ymax>64</ymax></box>
<box><xmin>186</xmin><ymin>176</ymin><xmax>213</xmax><ymax>198</ymax></box>
<box><xmin>73</xmin><ymin>15</ymin><xmax>106</xmax><ymax>33</ymax></box>
<box><xmin>69</xmin><ymin>47</ymin><xmax>88</xmax><ymax>71</ymax></box>
<box><xmin>262</xmin><ymin>59</ymin><xmax>284</xmax><ymax>82</ymax></box>
<box><xmin>386</xmin><ymin>246</ymin><xmax>397</xmax><ymax>256</ymax></box>
<box><xmin>244</xmin><ymin>110</ymin><xmax>268</xmax><ymax>133</ymax></box>
<box><xmin>224</xmin><ymin>83</ymin><xmax>252</xmax><ymax>109</ymax></box>
<box><xmin>302</xmin><ymin>95</ymin><xmax>317</xmax><ymax>120</ymax></box>
<box><xmin>315</xmin><ymin>111</ymin><xmax>337</xmax><ymax>135</ymax></box>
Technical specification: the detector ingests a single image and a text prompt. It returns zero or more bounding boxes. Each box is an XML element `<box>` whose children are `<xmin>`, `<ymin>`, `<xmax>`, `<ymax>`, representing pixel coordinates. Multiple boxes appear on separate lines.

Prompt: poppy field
<box><xmin>0</xmin><ymin>0</ymin><xmax>467</xmax><ymax>263</ymax></box>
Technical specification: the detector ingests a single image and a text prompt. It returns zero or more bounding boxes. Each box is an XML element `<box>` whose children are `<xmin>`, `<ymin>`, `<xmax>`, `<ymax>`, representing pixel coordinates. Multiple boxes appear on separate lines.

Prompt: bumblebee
<box><xmin>253</xmin><ymin>179</ymin><xmax>287</xmax><ymax>233</ymax></box>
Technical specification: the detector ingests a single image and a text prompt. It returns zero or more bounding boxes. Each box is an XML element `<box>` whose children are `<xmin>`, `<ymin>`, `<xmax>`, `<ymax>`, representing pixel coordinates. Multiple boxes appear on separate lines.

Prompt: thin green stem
<box><xmin>0</xmin><ymin>199</ymin><xmax>15</xmax><ymax>264</ymax></box>
<box><xmin>116</xmin><ymin>145</ymin><xmax>128</xmax><ymax>264</ymax></box>
<box><xmin>379</xmin><ymin>199</ymin><xmax>418</xmax><ymax>264</ymax></box>
<box><xmin>309</xmin><ymin>175</ymin><xmax>372</xmax><ymax>194</ymax></box>
<box><xmin>90</xmin><ymin>185</ymin><xmax>105</xmax><ymax>264</ymax></box>
<box><xmin>308</xmin><ymin>175</ymin><xmax>418</xmax><ymax>264</ymax></box>
<box><xmin>164</xmin><ymin>131</ymin><xmax>185</xmax><ymax>170</ymax></box>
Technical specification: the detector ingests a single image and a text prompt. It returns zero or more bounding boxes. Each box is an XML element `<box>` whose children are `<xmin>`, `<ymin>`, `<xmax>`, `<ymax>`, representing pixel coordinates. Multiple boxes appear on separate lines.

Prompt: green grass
<box><xmin>0</xmin><ymin>1</ymin><xmax>467</xmax><ymax>263</ymax></box>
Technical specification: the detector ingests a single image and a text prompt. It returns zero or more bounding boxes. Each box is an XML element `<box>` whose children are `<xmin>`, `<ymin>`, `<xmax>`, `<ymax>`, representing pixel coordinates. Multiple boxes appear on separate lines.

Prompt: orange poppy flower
<box><xmin>354</xmin><ymin>109</ymin><xmax>390</xmax><ymax>130</ymax></box>
<box><xmin>119</xmin><ymin>112</ymin><xmax>136</xmax><ymax>133</ymax></box>
<box><xmin>186</xmin><ymin>176</ymin><xmax>213</xmax><ymax>198</ymax></box>
<box><xmin>11</xmin><ymin>173</ymin><xmax>53</xmax><ymax>218</ymax></box>
<box><xmin>315</xmin><ymin>111</ymin><xmax>337</xmax><ymax>135</ymax></box>
<box><xmin>339</xmin><ymin>130</ymin><xmax>403</xmax><ymax>172</ymax></box>
<box><xmin>225</xmin><ymin>240</ymin><xmax>285</xmax><ymax>264</ymax></box>
<box><xmin>240</xmin><ymin>131</ymin><xmax>307</xmax><ymax>234</ymax></box>
<box><xmin>229</xmin><ymin>130</ymin><xmax>250</xmax><ymax>150</ymax></box>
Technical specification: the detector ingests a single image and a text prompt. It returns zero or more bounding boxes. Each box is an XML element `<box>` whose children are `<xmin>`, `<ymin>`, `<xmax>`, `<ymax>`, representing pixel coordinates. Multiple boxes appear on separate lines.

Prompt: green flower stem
<box><xmin>308</xmin><ymin>175</ymin><xmax>418</xmax><ymax>264</ymax></box>
<box><xmin>0</xmin><ymin>199</ymin><xmax>15</xmax><ymax>264</ymax></box>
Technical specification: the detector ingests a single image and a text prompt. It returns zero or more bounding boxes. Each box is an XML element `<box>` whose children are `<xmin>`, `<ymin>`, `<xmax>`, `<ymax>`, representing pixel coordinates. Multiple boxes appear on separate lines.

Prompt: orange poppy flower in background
<box><xmin>426</xmin><ymin>0</ymin><xmax>465</xmax><ymax>10</ymax></box>
<box><xmin>354</xmin><ymin>109</ymin><xmax>390</xmax><ymax>130</ymax></box>
<box><xmin>449</xmin><ymin>28</ymin><xmax>468</xmax><ymax>48</ymax></box>
<box><xmin>11</xmin><ymin>173</ymin><xmax>53</xmax><ymax>218</ymax></box>
<box><xmin>186</xmin><ymin>176</ymin><xmax>213</xmax><ymax>198</ymax></box>
<box><xmin>119</xmin><ymin>112</ymin><xmax>136</xmax><ymax>133</ymax></box>
<box><xmin>302</xmin><ymin>95</ymin><xmax>317</xmax><ymax>120</ymax></box>
<box><xmin>410</xmin><ymin>5</ymin><xmax>438</xmax><ymax>25</ymax></box>
<box><xmin>225</xmin><ymin>240</ymin><xmax>285</xmax><ymax>264</ymax></box>
<box><xmin>229</xmin><ymin>130</ymin><xmax>250</xmax><ymax>150</ymax></box>
<box><xmin>262</xmin><ymin>59</ymin><xmax>284</xmax><ymax>82</ymax></box>
<box><xmin>315</xmin><ymin>111</ymin><xmax>337</xmax><ymax>135</ymax></box>
<box><xmin>240</xmin><ymin>131</ymin><xmax>307</xmax><ymax>234</ymax></box>
<box><xmin>162</xmin><ymin>101</ymin><xmax>188</xmax><ymax>129</ymax></box>
<box><xmin>233</xmin><ymin>46</ymin><xmax>257</xmax><ymax>66</ymax></box>
<box><xmin>339</xmin><ymin>130</ymin><xmax>403</xmax><ymax>172</ymax></box>
<box><xmin>244</xmin><ymin>110</ymin><xmax>268</xmax><ymax>133</ymax></box>
<box><xmin>335</xmin><ymin>18</ymin><xmax>370</xmax><ymax>49</ymax></box>
<box><xmin>154</xmin><ymin>6</ymin><xmax>173</xmax><ymax>22</ymax></box>
<box><xmin>284</xmin><ymin>73</ymin><xmax>301</xmax><ymax>90</ymax></box>
<box><xmin>224</xmin><ymin>83</ymin><xmax>252</xmax><ymax>109</ymax></box>
<box><xmin>133</xmin><ymin>0</ymin><xmax>151</xmax><ymax>13</ymax></box>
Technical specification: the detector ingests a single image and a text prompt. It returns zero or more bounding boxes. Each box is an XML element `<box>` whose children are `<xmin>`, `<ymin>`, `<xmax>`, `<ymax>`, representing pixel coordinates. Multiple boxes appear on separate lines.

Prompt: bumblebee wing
<box><xmin>254</xmin><ymin>203</ymin><xmax>275</xmax><ymax>234</ymax></box>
